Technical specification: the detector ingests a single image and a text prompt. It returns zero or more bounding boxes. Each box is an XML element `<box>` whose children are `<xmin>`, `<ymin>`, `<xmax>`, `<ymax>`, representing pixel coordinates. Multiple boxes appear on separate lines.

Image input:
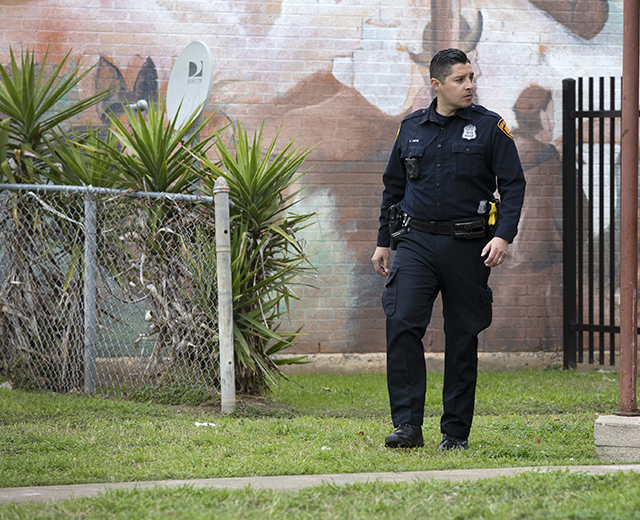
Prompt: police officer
<box><xmin>371</xmin><ymin>48</ymin><xmax>526</xmax><ymax>451</ymax></box>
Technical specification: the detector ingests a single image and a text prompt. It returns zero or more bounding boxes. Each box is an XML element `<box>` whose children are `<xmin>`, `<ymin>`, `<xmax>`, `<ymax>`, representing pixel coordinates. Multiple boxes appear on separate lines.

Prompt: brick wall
<box><xmin>0</xmin><ymin>0</ymin><xmax>624</xmax><ymax>356</ymax></box>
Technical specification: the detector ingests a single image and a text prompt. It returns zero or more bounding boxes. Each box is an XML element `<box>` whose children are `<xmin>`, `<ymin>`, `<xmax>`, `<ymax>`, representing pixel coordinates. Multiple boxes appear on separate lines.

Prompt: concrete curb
<box><xmin>275</xmin><ymin>351</ymin><xmax>565</xmax><ymax>374</ymax></box>
<box><xmin>2</xmin><ymin>465</ymin><xmax>640</xmax><ymax>505</ymax></box>
<box><xmin>595</xmin><ymin>415</ymin><xmax>640</xmax><ymax>462</ymax></box>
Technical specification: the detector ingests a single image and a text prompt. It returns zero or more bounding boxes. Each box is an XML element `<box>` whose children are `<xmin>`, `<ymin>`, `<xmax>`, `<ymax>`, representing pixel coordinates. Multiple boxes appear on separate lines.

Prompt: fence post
<box><xmin>84</xmin><ymin>188</ymin><xmax>98</xmax><ymax>394</ymax></box>
<box><xmin>619</xmin><ymin>0</ymin><xmax>640</xmax><ymax>414</ymax></box>
<box><xmin>562</xmin><ymin>78</ymin><xmax>578</xmax><ymax>369</ymax></box>
<box><xmin>214</xmin><ymin>178</ymin><xmax>235</xmax><ymax>413</ymax></box>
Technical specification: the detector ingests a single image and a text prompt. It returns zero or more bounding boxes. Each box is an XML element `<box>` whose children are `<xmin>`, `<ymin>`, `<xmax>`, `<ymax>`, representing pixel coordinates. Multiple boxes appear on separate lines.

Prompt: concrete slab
<box><xmin>2</xmin><ymin>465</ymin><xmax>640</xmax><ymax>505</ymax></box>
<box><xmin>594</xmin><ymin>415</ymin><xmax>640</xmax><ymax>462</ymax></box>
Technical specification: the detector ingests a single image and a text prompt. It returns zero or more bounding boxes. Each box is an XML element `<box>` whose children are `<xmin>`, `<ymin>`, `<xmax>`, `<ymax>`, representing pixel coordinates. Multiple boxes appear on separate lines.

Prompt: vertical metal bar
<box><xmin>587</xmin><ymin>78</ymin><xmax>595</xmax><ymax>365</ymax></box>
<box><xmin>578</xmin><ymin>78</ymin><xmax>585</xmax><ymax>364</ymax></box>
<box><xmin>619</xmin><ymin>0</ymin><xmax>639</xmax><ymax>414</ymax></box>
<box><xmin>563</xmin><ymin>78</ymin><xmax>578</xmax><ymax>369</ymax></box>
<box><xmin>84</xmin><ymin>188</ymin><xmax>98</xmax><ymax>394</ymax></box>
<box><xmin>609</xmin><ymin>76</ymin><xmax>617</xmax><ymax>366</ymax></box>
<box><xmin>588</xmin><ymin>77</ymin><xmax>595</xmax><ymax>365</ymax></box>
<box><xmin>214</xmin><ymin>177</ymin><xmax>235</xmax><ymax>414</ymax></box>
<box><xmin>598</xmin><ymin>77</ymin><xmax>606</xmax><ymax>365</ymax></box>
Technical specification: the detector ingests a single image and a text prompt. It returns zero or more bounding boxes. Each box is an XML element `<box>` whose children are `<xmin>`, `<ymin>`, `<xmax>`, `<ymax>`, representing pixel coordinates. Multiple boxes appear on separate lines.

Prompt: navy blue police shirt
<box><xmin>377</xmin><ymin>99</ymin><xmax>526</xmax><ymax>248</ymax></box>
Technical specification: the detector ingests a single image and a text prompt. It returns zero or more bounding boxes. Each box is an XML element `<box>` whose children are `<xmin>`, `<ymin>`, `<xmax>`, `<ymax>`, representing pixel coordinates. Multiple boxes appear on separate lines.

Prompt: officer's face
<box><xmin>430</xmin><ymin>63</ymin><xmax>475</xmax><ymax>117</ymax></box>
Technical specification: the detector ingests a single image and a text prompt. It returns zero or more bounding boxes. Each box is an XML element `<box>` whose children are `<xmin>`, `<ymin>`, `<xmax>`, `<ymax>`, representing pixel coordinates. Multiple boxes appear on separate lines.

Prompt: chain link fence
<box><xmin>0</xmin><ymin>184</ymin><xmax>234</xmax><ymax>404</ymax></box>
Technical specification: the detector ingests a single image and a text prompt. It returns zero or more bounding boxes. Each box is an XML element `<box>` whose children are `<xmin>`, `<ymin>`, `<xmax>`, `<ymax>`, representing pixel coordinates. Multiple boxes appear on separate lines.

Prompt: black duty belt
<box><xmin>409</xmin><ymin>219</ymin><xmax>452</xmax><ymax>234</ymax></box>
<box><xmin>408</xmin><ymin>216</ymin><xmax>486</xmax><ymax>239</ymax></box>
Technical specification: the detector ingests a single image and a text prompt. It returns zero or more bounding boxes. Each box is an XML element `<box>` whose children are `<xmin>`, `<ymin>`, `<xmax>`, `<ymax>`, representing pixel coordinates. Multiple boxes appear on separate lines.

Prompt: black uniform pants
<box><xmin>382</xmin><ymin>230</ymin><xmax>493</xmax><ymax>439</ymax></box>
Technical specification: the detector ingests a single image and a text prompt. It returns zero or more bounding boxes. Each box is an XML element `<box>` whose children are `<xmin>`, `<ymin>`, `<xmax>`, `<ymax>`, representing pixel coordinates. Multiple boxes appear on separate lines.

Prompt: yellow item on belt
<box><xmin>488</xmin><ymin>202</ymin><xmax>498</xmax><ymax>226</ymax></box>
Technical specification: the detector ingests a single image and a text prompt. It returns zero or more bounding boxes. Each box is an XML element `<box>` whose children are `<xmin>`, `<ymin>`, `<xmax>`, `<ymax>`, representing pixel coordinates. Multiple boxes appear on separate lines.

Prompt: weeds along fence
<box><xmin>0</xmin><ymin>182</ymin><xmax>235</xmax><ymax>410</ymax></box>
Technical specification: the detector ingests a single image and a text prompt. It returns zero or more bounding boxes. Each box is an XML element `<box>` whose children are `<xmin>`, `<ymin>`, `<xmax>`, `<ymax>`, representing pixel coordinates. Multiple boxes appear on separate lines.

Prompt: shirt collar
<box><xmin>423</xmin><ymin>99</ymin><xmax>473</xmax><ymax>123</ymax></box>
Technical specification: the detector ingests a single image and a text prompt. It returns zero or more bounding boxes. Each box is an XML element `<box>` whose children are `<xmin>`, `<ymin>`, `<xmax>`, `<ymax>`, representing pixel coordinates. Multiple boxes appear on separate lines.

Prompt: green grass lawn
<box><xmin>2</xmin><ymin>368</ymin><xmax>638</xmax><ymax>519</ymax></box>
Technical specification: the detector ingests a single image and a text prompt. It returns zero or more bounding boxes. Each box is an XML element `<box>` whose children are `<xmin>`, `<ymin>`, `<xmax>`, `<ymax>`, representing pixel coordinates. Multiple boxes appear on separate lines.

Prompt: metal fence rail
<box><xmin>0</xmin><ymin>183</ymin><xmax>235</xmax><ymax>411</ymax></box>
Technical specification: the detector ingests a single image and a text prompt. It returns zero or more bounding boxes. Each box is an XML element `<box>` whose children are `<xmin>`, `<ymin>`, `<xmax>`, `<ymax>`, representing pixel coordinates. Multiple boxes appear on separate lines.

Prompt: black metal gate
<box><xmin>562</xmin><ymin>77</ymin><xmax>627</xmax><ymax>369</ymax></box>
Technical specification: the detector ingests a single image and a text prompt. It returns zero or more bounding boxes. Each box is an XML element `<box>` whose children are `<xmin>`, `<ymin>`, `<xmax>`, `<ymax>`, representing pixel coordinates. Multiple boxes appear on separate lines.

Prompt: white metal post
<box><xmin>213</xmin><ymin>177</ymin><xmax>235</xmax><ymax>413</ymax></box>
<box><xmin>83</xmin><ymin>188</ymin><xmax>98</xmax><ymax>394</ymax></box>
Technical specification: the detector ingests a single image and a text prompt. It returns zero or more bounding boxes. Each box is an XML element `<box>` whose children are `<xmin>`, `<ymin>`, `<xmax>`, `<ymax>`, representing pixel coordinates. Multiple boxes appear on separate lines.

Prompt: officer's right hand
<box><xmin>372</xmin><ymin>247</ymin><xmax>391</xmax><ymax>277</ymax></box>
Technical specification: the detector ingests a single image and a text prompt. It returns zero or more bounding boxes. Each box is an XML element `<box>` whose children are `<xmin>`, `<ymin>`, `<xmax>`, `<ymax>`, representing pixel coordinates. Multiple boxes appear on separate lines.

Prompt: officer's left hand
<box><xmin>481</xmin><ymin>237</ymin><xmax>509</xmax><ymax>267</ymax></box>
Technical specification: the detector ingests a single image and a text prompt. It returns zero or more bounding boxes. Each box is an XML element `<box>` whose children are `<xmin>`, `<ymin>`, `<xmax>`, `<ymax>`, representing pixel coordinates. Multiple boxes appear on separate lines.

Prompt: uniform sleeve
<box><xmin>377</xmin><ymin>133</ymin><xmax>407</xmax><ymax>247</ymax></box>
<box><xmin>490</xmin><ymin>120</ymin><xmax>526</xmax><ymax>243</ymax></box>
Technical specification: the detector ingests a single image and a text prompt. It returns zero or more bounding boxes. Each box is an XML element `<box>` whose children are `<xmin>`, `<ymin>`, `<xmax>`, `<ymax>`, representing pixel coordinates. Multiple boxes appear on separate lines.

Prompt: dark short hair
<box><xmin>429</xmin><ymin>49</ymin><xmax>470</xmax><ymax>82</ymax></box>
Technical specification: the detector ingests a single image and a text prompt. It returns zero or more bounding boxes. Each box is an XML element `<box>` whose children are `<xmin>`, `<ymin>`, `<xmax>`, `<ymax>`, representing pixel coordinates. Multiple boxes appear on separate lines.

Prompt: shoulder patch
<box><xmin>497</xmin><ymin>118</ymin><xmax>514</xmax><ymax>140</ymax></box>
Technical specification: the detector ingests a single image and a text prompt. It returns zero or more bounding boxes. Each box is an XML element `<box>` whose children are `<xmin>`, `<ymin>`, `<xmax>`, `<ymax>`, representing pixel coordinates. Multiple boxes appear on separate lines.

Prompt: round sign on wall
<box><xmin>166</xmin><ymin>41</ymin><xmax>214</xmax><ymax>130</ymax></box>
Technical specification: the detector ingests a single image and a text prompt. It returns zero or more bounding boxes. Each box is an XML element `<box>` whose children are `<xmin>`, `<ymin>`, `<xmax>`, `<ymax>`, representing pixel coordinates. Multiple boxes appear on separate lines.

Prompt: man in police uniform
<box><xmin>371</xmin><ymin>48</ymin><xmax>526</xmax><ymax>451</ymax></box>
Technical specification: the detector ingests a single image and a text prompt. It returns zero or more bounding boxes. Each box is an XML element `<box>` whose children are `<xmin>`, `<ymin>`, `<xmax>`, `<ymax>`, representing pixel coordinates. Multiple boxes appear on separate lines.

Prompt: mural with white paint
<box><xmin>0</xmin><ymin>0</ymin><xmax>625</xmax><ymax>355</ymax></box>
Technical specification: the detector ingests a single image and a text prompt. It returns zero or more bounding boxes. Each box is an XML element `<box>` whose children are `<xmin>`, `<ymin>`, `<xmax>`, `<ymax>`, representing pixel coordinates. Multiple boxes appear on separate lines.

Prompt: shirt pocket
<box><xmin>400</xmin><ymin>142</ymin><xmax>426</xmax><ymax>159</ymax></box>
<box><xmin>452</xmin><ymin>142</ymin><xmax>485</xmax><ymax>180</ymax></box>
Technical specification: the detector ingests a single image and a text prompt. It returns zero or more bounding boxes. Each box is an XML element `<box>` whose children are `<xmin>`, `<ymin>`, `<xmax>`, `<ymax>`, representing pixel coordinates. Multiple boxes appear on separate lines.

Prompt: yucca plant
<box><xmin>198</xmin><ymin>122</ymin><xmax>316</xmax><ymax>393</ymax></box>
<box><xmin>103</xmin><ymin>97</ymin><xmax>215</xmax><ymax>193</ymax></box>
<box><xmin>40</xmin><ymin>125</ymin><xmax>119</xmax><ymax>187</ymax></box>
<box><xmin>92</xmin><ymin>100</ymin><xmax>224</xmax><ymax>380</ymax></box>
<box><xmin>0</xmin><ymin>48</ymin><xmax>109</xmax><ymax>391</ymax></box>
<box><xmin>0</xmin><ymin>47</ymin><xmax>110</xmax><ymax>183</ymax></box>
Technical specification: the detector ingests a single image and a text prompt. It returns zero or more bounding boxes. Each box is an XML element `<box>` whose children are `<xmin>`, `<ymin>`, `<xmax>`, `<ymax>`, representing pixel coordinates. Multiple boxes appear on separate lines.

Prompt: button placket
<box><xmin>435</xmin><ymin>126</ymin><xmax>445</xmax><ymax>213</ymax></box>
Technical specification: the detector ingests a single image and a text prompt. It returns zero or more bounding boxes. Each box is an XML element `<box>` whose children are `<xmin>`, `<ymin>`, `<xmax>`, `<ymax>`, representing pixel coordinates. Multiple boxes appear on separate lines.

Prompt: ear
<box><xmin>430</xmin><ymin>77</ymin><xmax>441</xmax><ymax>92</ymax></box>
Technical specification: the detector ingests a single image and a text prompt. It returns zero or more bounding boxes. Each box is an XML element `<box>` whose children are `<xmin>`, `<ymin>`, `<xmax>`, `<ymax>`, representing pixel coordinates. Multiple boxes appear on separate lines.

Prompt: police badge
<box><xmin>462</xmin><ymin>124</ymin><xmax>477</xmax><ymax>140</ymax></box>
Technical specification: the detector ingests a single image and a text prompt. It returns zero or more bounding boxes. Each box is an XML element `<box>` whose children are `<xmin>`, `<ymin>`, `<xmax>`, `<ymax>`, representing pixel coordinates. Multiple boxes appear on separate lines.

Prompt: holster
<box><xmin>477</xmin><ymin>199</ymin><xmax>500</xmax><ymax>238</ymax></box>
<box><xmin>387</xmin><ymin>204</ymin><xmax>407</xmax><ymax>251</ymax></box>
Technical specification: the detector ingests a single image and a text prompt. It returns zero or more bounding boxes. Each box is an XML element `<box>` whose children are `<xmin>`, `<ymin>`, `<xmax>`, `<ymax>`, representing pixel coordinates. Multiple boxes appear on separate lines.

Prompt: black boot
<box><xmin>437</xmin><ymin>433</ymin><xmax>468</xmax><ymax>451</ymax></box>
<box><xmin>384</xmin><ymin>423</ymin><xmax>424</xmax><ymax>448</ymax></box>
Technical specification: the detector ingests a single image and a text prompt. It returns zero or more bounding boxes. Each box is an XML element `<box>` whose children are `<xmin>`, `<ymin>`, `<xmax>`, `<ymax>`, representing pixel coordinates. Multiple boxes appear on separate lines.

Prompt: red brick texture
<box><xmin>0</xmin><ymin>0</ymin><xmax>623</xmax><ymax>356</ymax></box>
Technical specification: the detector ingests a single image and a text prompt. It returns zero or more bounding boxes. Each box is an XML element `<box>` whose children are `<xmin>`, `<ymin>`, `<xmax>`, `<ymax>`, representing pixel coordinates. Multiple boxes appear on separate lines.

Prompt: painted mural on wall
<box><xmin>94</xmin><ymin>56</ymin><xmax>158</xmax><ymax>124</ymax></box>
<box><xmin>0</xmin><ymin>0</ymin><xmax>622</xmax><ymax>354</ymax></box>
